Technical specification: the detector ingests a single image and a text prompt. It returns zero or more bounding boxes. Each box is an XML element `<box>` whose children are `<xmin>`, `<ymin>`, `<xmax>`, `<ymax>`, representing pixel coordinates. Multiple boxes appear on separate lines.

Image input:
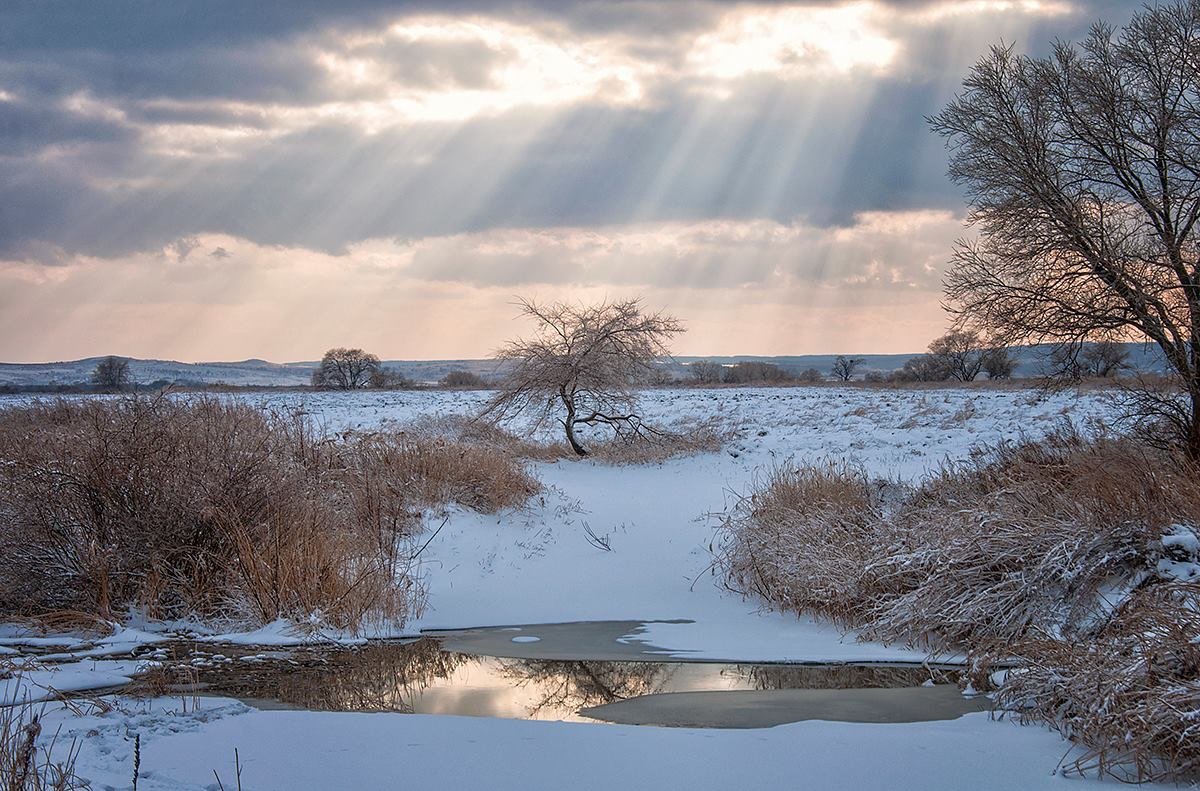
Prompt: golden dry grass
<box><xmin>716</xmin><ymin>428</ymin><xmax>1200</xmax><ymax>781</ymax></box>
<box><xmin>0</xmin><ymin>396</ymin><xmax>539</xmax><ymax>631</ymax></box>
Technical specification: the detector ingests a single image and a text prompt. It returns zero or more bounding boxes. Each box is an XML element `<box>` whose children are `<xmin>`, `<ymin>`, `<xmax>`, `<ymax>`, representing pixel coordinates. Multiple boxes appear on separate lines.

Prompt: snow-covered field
<box><xmin>0</xmin><ymin>386</ymin><xmax>1144</xmax><ymax>790</ymax></box>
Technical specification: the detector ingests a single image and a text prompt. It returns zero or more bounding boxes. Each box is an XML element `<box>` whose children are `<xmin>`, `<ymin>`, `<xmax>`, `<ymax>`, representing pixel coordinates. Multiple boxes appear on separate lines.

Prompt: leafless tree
<box><xmin>480</xmin><ymin>298</ymin><xmax>684</xmax><ymax>456</ymax></box>
<box><xmin>722</xmin><ymin>361</ymin><xmax>792</xmax><ymax>384</ymax></box>
<box><xmin>90</xmin><ymin>356</ymin><xmax>130</xmax><ymax>392</ymax></box>
<box><xmin>1087</xmin><ymin>341</ymin><xmax>1131</xmax><ymax>378</ymax></box>
<box><xmin>981</xmin><ymin>346</ymin><xmax>1018</xmax><ymax>379</ymax></box>
<box><xmin>689</xmin><ymin>360</ymin><xmax>724</xmax><ymax>384</ymax></box>
<box><xmin>368</xmin><ymin>367</ymin><xmax>412</xmax><ymax>389</ymax></box>
<box><xmin>440</xmin><ymin>370</ymin><xmax>487</xmax><ymax>388</ymax></box>
<box><xmin>796</xmin><ymin>367</ymin><xmax>825</xmax><ymax>383</ymax></box>
<box><xmin>830</xmin><ymin>355</ymin><xmax>863</xmax><ymax>382</ymax></box>
<box><xmin>1051</xmin><ymin>340</ymin><xmax>1132</xmax><ymax>381</ymax></box>
<box><xmin>926</xmin><ymin>330</ymin><xmax>989</xmax><ymax>381</ymax></box>
<box><xmin>313</xmin><ymin>348</ymin><xmax>381</xmax><ymax>390</ymax></box>
<box><xmin>931</xmin><ymin>0</ymin><xmax>1200</xmax><ymax>457</ymax></box>
<box><xmin>893</xmin><ymin>353</ymin><xmax>950</xmax><ymax>382</ymax></box>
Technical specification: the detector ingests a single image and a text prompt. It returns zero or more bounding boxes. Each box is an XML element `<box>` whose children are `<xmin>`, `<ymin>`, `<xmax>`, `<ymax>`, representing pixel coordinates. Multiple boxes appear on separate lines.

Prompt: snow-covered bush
<box><xmin>995</xmin><ymin>582</ymin><xmax>1200</xmax><ymax>782</ymax></box>
<box><xmin>0</xmin><ymin>397</ymin><xmax>538</xmax><ymax>630</ymax></box>
<box><xmin>716</xmin><ymin>463</ymin><xmax>894</xmax><ymax>624</ymax></box>
<box><xmin>718</xmin><ymin>427</ymin><xmax>1200</xmax><ymax>781</ymax></box>
<box><xmin>864</xmin><ymin>427</ymin><xmax>1188</xmax><ymax>648</ymax></box>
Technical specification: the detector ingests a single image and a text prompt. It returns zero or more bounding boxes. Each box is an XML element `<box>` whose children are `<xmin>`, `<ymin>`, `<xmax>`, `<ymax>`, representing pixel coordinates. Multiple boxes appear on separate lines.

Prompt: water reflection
<box><xmin>737</xmin><ymin>664</ymin><xmax>951</xmax><ymax>691</ymax></box>
<box><xmin>187</xmin><ymin>639</ymin><xmax>969</xmax><ymax>726</ymax></box>
<box><xmin>496</xmin><ymin>660</ymin><xmax>675</xmax><ymax>715</ymax></box>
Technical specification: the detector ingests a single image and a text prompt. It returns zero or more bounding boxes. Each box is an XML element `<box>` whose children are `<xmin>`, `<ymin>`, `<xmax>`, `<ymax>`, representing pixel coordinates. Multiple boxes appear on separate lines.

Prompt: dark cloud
<box><xmin>0</xmin><ymin>0</ymin><xmax>1150</xmax><ymax>263</ymax></box>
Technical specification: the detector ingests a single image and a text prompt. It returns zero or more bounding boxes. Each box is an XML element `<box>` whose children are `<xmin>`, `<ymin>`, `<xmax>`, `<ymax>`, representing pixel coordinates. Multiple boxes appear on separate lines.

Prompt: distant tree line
<box><xmin>309</xmin><ymin>347</ymin><xmax>493</xmax><ymax>390</ymax></box>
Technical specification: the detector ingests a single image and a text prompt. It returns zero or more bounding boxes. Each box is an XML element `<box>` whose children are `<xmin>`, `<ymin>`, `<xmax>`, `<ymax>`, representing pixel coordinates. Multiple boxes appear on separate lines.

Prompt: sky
<box><xmin>0</xmin><ymin>0</ymin><xmax>1137</xmax><ymax>362</ymax></box>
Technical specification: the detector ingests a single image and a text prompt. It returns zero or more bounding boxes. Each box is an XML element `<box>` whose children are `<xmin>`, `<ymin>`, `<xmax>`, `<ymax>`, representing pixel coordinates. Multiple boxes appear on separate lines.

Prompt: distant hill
<box><xmin>0</xmin><ymin>356</ymin><xmax>508</xmax><ymax>388</ymax></box>
<box><xmin>672</xmin><ymin>343</ymin><xmax>1168</xmax><ymax>379</ymax></box>
<box><xmin>0</xmin><ymin>343</ymin><xmax>1168</xmax><ymax>389</ymax></box>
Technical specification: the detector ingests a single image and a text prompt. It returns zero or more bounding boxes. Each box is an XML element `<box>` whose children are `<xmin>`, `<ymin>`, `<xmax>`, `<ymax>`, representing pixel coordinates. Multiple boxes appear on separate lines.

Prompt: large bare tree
<box><xmin>830</xmin><ymin>355</ymin><xmax>863</xmax><ymax>382</ymax></box>
<box><xmin>932</xmin><ymin>0</ymin><xmax>1200</xmax><ymax>457</ymax></box>
<box><xmin>90</xmin><ymin>356</ymin><xmax>131</xmax><ymax>392</ymax></box>
<box><xmin>482</xmin><ymin>298</ymin><xmax>683</xmax><ymax>456</ymax></box>
<box><xmin>312</xmin><ymin>348</ymin><xmax>381</xmax><ymax>390</ymax></box>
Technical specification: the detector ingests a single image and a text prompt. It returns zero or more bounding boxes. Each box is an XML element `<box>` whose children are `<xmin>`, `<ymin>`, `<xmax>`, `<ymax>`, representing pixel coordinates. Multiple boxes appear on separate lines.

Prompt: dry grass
<box><xmin>0</xmin><ymin>699</ymin><xmax>86</xmax><ymax>791</ymax></box>
<box><xmin>863</xmin><ymin>428</ymin><xmax>1194</xmax><ymax>649</ymax></box>
<box><xmin>340</xmin><ymin>433</ymin><xmax>540</xmax><ymax>514</ymax></box>
<box><xmin>416</xmin><ymin>412</ymin><xmax>734</xmax><ymax>465</ymax></box>
<box><xmin>585</xmin><ymin>415</ymin><xmax>734</xmax><ymax>465</ymax></box>
<box><xmin>716</xmin><ymin>463</ymin><xmax>890</xmax><ymax>624</ymax></box>
<box><xmin>994</xmin><ymin>583</ymin><xmax>1200</xmax><ymax>783</ymax></box>
<box><xmin>0</xmin><ymin>396</ymin><xmax>539</xmax><ymax>631</ymax></box>
<box><xmin>407</xmin><ymin>415</ymin><xmax>569</xmax><ymax>462</ymax></box>
<box><xmin>716</xmin><ymin>427</ymin><xmax>1200</xmax><ymax>781</ymax></box>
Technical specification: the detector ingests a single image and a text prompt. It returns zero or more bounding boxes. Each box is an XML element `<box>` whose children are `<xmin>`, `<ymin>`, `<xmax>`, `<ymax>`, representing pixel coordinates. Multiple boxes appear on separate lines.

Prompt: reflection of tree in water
<box><xmin>201</xmin><ymin>638</ymin><xmax>467</xmax><ymax>712</ymax></box>
<box><xmin>734</xmin><ymin>664</ymin><xmax>956</xmax><ymax>691</ymax></box>
<box><xmin>497</xmin><ymin>660</ymin><xmax>675</xmax><ymax>716</ymax></box>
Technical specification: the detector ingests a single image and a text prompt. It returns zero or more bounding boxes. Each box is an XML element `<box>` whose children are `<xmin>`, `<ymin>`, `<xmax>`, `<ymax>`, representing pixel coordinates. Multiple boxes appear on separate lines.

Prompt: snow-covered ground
<box><xmin>43</xmin><ymin>699</ymin><xmax>1126</xmax><ymax>791</ymax></box>
<box><xmin>0</xmin><ymin>386</ymin><xmax>1142</xmax><ymax>789</ymax></box>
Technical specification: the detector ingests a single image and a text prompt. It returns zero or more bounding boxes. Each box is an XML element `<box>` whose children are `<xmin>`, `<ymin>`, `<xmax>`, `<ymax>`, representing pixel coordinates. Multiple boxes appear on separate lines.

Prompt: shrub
<box><xmin>995</xmin><ymin>583</ymin><xmax>1200</xmax><ymax>783</ymax></box>
<box><xmin>716</xmin><ymin>463</ymin><xmax>890</xmax><ymax>624</ymax></box>
<box><xmin>439</xmin><ymin>370</ymin><xmax>487</xmax><ymax>389</ymax></box>
<box><xmin>715</xmin><ymin>427</ymin><xmax>1200</xmax><ymax>781</ymax></box>
<box><xmin>866</xmin><ymin>429</ymin><xmax>1199</xmax><ymax>649</ymax></box>
<box><xmin>0</xmin><ymin>397</ymin><xmax>538</xmax><ymax>630</ymax></box>
<box><xmin>721</xmin><ymin>362</ymin><xmax>791</xmax><ymax>384</ymax></box>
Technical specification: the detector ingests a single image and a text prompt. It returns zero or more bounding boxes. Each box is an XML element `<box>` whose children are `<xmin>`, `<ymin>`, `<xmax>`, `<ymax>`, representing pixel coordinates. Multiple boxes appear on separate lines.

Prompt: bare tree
<box><xmin>369</xmin><ymin>367</ymin><xmax>412</xmax><ymax>389</ymax></box>
<box><xmin>830</xmin><ymin>355</ymin><xmax>863</xmax><ymax>382</ymax></box>
<box><xmin>313</xmin><ymin>348</ymin><xmax>381</xmax><ymax>390</ymax></box>
<box><xmin>931</xmin><ymin>0</ymin><xmax>1200</xmax><ymax>457</ymax></box>
<box><xmin>1050</xmin><ymin>340</ymin><xmax>1132</xmax><ymax>381</ymax></box>
<box><xmin>481</xmin><ymin>298</ymin><xmax>683</xmax><ymax>456</ymax></box>
<box><xmin>689</xmin><ymin>360</ymin><xmax>724</xmax><ymax>384</ymax></box>
<box><xmin>926</xmin><ymin>330</ymin><xmax>988</xmax><ymax>382</ymax></box>
<box><xmin>1086</xmin><ymin>341</ymin><xmax>1131</xmax><ymax>378</ymax></box>
<box><xmin>722</xmin><ymin>361</ymin><xmax>792</xmax><ymax>384</ymax></box>
<box><xmin>796</xmin><ymin>367</ymin><xmax>825</xmax><ymax>383</ymax></box>
<box><xmin>893</xmin><ymin>353</ymin><xmax>950</xmax><ymax>382</ymax></box>
<box><xmin>440</xmin><ymin>370</ymin><xmax>487</xmax><ymax>388</ymax></box>
<box><xmin>91</xmin><ymin>356</ymin><xmax>131</xmax><ymax>392</ymax></box>
<box><xmin>981</xmin><ymin>346</ymin><xmax>1018</xmax><ymax>380</ymax></box>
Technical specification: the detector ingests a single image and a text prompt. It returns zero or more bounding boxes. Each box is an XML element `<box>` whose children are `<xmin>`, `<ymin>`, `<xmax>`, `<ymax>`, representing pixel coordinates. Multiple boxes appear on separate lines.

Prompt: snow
<box><xmin>1161</xmin><ymin>523</ymin><xmax>1200</xmax><ymax>555</ymax></box>
<box><xmin>0</xmin><ymin>386</ymin><xmax>1116</xmax><ymax>663</ymax></box>
<box><xmin>0</xmin><ymin>386</ymin><xmax>1145</xmax><ymax>789</ymax></box>
<box><xmin>392</xmin><ymin>386</ymin><xmax>1115</xmax><ymax>662</ymax></box>
<box><xmin>1157</xmin><ymin>524</ymin><xmax>1200</xmax><ymax>581</ymax></box>
<box><xmin>42</xmin><ymin>697</ymin><xmax>1134</xmax><ymax>791</ymax></box>
<box><xmin>0</xmin><ymin>659</ymin><xmax>155</xmax><ymax>705</ymax></box>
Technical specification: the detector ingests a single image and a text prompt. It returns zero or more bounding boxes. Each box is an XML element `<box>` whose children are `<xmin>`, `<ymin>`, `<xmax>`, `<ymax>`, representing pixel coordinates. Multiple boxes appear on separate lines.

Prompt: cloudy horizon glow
<box><xmin>0</xmin><ymin>0</ymin><xmax>1130</xmax><ymax>362</ymax></box>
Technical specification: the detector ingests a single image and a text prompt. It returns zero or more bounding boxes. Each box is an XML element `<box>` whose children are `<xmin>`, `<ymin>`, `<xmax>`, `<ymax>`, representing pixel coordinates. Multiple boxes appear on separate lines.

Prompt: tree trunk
<box><xmin>562</xmin><ymin>398</ymin><xmax>588</xmax><ymax>457</ymax></box>
<box><xmin>1188</xmin><ymin>390</ymin><xmax>1200</xmax><ymax>464</ymax></box>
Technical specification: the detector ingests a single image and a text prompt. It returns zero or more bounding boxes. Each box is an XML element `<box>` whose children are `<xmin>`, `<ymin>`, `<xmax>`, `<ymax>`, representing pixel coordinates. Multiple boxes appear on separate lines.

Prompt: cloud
<box><xmin>0</xmin><ymin>210</ymin><xmax>965</xmax><ymax>360</ymax></box>
<box><xmin>0</xmin><ymin>0</ymin><xmax>1145</xmax><ymax>358</ymax></box>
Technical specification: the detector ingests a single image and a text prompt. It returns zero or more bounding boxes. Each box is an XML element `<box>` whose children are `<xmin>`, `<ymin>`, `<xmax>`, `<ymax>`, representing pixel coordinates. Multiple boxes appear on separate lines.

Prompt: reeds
<box><xmin>0</xmin><ymin>396</ymin><xmax>539</xmax><ymax>631</ymax></box>
<box><xmin>715</xmin><ymin>426</ymin><xmax>1200</xmax><ymax>780</ymax></box>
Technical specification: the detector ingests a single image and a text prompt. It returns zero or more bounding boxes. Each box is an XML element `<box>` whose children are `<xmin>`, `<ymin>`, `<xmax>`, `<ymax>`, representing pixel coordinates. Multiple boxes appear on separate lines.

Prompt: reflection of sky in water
<box><xmin>410</xmin><ymin>661</ymin><xmax>749</xmax><ymax>721</ymax></box>
<box><xmin>196</xmin><ymin>639</ymin><xmax>951</xmax><ymax>724</ymax></box>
